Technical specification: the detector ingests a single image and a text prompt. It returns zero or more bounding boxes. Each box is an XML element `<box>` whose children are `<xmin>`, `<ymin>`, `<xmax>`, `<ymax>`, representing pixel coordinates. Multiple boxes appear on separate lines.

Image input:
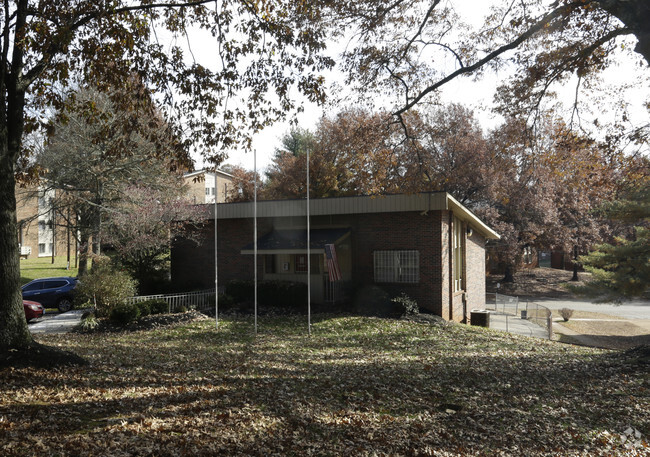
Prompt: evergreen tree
<box><xmin>577</xmin><ymin>184</ymin><xmax>650</xmax><ymax>301</ymax></box>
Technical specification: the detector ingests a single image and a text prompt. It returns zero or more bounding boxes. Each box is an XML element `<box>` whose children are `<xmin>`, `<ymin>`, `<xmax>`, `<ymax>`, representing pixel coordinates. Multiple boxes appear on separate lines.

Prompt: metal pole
<box><xmin>214</xmin><ymin>171</ymin><xmax>218</xmax><ymax>329</ymax></box>
<box><xmin>307</xmin><ymin>148</ymin><xmax>311</xmax><ymax>336</ymax></box>
<box><xmin>254</xmin><ymin>150</ymin><xmax>258</xmax><ymax>336</ymax></box>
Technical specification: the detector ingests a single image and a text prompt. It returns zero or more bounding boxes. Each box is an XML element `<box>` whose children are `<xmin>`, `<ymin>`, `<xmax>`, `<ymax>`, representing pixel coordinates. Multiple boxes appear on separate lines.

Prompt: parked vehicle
<box><xmin>21</xmin><ymin>277</ymin><xmax>78</xmax><ymax>312</ymax></box>
<box><xmin>23</xmin><ymin>300</ymin><xmax>44</xmax><ymax>321</ymax></box>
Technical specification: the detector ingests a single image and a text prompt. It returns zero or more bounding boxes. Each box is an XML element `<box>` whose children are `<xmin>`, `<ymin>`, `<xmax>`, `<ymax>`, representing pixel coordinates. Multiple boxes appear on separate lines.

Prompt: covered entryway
<box><xmin>241</xmin><ymin>228</ymin><xmax>350</xmax><ymax>303</ymax></box>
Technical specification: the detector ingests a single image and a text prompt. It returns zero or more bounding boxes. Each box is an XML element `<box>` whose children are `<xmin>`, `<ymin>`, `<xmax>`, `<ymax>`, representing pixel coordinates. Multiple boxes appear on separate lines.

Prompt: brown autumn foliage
<box><xmin>259</xmin><ymin>105</ymin><xmax>644</xmax><ymax>278</ymax></box>
<box><xmin>1</xmin><ymin>315</ymin><xmax>647</xmax><ymax>456</ymax></box>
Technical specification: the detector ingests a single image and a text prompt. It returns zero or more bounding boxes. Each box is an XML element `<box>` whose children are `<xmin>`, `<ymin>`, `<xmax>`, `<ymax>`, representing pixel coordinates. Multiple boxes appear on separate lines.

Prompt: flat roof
<box><xmin>210</xmin><ymin>192</ymin><xmax>500</xmax><ymax>240</ymax></box>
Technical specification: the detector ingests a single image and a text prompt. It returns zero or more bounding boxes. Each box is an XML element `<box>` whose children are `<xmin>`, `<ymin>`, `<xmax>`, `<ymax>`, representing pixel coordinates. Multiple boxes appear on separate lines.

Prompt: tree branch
<box><xmin>393</xmin><ymin>2</ymin><xmax>610</xmax><ymax>116</ymax></box>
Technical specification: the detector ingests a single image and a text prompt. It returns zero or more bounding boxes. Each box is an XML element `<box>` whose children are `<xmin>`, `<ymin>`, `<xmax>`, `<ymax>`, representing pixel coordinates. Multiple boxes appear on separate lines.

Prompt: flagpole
<box><xmin>254</xmin><ymin>149</ymin><xmax>258</xmax><ymax>336</ymax></box>
<box><xmin>307</xmin><ymin>148</ymin><xmax>311</xmax><ymax>336</ymax></box>
<box><xmin>214</xmin><ymin>171</ymin><xmax>218</xmax><ymax>330</ymax></box>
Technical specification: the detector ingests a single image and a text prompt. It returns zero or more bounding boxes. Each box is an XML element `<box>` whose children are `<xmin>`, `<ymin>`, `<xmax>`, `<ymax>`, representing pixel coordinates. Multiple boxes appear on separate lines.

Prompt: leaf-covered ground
<box><xmin>1</xmin><ymin>314</ymin><xmax>648</xmax><ymax>456</ymax></box>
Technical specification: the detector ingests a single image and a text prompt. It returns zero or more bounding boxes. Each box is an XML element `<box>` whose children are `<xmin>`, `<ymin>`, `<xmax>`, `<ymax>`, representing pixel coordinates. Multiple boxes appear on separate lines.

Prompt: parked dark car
<box><xmin>23</xmin><ymin>300</ymin><xmax>44</xmax><ymax>321</ymax></box>
<box><xmin>21</xmin><ymin>277</ymin><xmax>78</xmax><ymax>312</ymax></box>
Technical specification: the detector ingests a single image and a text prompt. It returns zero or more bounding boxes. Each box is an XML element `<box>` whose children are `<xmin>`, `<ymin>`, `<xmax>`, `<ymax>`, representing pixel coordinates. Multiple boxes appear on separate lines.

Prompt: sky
<box><xmin>183</xmin><ymin>2</ymin><xmax>649</xmax><ymax>173</ymax></box>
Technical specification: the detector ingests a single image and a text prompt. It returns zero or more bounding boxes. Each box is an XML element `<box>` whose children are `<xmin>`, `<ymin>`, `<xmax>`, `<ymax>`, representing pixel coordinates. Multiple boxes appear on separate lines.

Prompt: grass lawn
<box><xmin>19</xmin><ymin>256</ymin><xmax>78</xmax><ymax>285</ymax></box>
<box><xmin>2</xmin><ymin>314</ymin><xmax>648</xmax><ymax>456</ymax></box>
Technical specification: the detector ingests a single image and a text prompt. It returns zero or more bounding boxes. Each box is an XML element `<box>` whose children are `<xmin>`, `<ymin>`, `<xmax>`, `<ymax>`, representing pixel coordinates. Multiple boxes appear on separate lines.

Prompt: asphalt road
<box><xmin>532</xmin><ymin>298</ymin><xmax>650</xmax><ymax>320</ymax></box>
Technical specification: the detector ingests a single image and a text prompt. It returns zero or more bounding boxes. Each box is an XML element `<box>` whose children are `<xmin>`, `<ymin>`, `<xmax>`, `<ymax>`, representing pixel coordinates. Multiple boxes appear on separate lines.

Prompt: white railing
<box><xmin>127</xmin><ymin>289</ymin><xmax>216</xmax><ymax>313</ymax></box>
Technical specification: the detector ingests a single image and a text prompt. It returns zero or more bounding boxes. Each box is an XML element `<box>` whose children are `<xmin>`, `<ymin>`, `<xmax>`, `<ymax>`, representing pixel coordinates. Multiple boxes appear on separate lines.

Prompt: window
<box><xmin>205</xmin><ymin>188</ymin><xmax>210</xmax><ymax>196</ymax></box>
<box><xmin>22</xmin><ymin>282</ymin><xmax>43</xmax><ymax>292</ymax></box>
<box><xmin>44</xmin><ymin>280</ymin><xmax>68</xmax><ymax>289</ymax></box>
<box><xmin>453</xmin><ymin>217</ymin><xmax>464</xmax><ymax>292</ymax></box>
<box><xmin>373</xmin><ymin>250</ymin><xmax>419</xmax><ymax>283</ymax></box>
<box><xmin>294</xmin><ymin>254</ymin><xmax>308</xmax><ymax>273</ymax></box>
<box><xmin>38</xmin><ymin>243</ymin><xmax>46</xmax><ymax>254</ymax></box>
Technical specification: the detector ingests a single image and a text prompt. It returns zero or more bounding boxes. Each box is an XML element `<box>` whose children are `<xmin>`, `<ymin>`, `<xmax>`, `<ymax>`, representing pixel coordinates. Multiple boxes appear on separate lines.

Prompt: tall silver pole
<box><xmin>307</xmin><ymin>149</ymin><xmax>311</xmax><ymax>336</ymax></box>
<box><xmin>214</xmin><ymin>172</ymin><xmax>218</xmax><ymax>329</ymax></box>
<box><xmin>254</xmin><ymin>150</ymin><xmax>258</xmax><ymax>336</ymax></box>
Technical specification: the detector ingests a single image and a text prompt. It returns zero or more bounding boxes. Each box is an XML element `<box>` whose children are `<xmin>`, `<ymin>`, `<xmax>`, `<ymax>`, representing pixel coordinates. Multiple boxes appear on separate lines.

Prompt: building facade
<box><xmin>172</xmin><ymin>193</ymin><xmax>499</xmax><ymax>322</ymax></box>
<box><xmin>183</xmin><ymin>169</ymin><xmax>234</xmax><ymax>205</ymax></box>
<box><xmin>16</xmin><ymin>184</ymin><xmax>69</xmax><ymax>259</ymax></box>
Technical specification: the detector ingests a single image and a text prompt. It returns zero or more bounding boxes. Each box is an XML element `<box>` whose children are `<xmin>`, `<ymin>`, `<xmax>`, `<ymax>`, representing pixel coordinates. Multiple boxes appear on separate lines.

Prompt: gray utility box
<box><xmin>470</xmin><ymin>310</ymin><xmax>490</xmax><ymax>327</ymax></box>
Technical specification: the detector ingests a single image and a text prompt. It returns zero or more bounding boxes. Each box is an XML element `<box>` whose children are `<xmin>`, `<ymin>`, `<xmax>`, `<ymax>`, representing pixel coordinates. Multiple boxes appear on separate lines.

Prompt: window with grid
<box><xmin>294</xmin><ymin>254</ymin><xmax>308</xmax><ymax>273</ymax></box>
<box><xmin>373</xmin><ymin>250</ymin><xmax>419</xmax><ymax>283</ymax></box>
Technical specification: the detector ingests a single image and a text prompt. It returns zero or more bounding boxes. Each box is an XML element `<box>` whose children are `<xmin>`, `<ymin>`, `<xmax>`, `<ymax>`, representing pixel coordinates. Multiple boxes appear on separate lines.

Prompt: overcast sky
<box><xmin>182</xmin><ymin>2</ymin><xmax>649</xmax><ymax>173</ymax></box>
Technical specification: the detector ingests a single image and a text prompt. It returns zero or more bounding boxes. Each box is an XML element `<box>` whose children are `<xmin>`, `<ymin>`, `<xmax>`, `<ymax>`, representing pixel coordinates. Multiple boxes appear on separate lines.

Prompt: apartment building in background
<box><xmin>16</xmin><ymin>184</ymin><xmax>69</xmax><ymax>260</ymax></box>
<box><xmin>183</xmin><ymin>169</ymin><xmax>234</xmax><ymax>205</ymax></box>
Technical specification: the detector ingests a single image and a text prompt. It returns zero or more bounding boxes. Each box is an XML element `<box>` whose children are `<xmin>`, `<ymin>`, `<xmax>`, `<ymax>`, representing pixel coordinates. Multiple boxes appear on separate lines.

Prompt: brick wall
<box><xmin>15</xmin><ymin>185</ymin><xmax>69</xmax><ymax>259</ymax></box>
<box><xmin>16</xmin><ymin>186</ymin><xmax>39</xmax><ymax>258</ymax></box>
<box><xmin>349</xmin><ymin>211</ymin><xmax>444</xmax><ymax>314</ymax></box>
<box><xmin>171</xmin><ymin>218</ymin><xmax>270</xmax><ymax>290</ymax></box>
<box><xmin>466</xmin><ymin>229</ymin><xmax>487</xmax><ymax>314</ymax></box>
<box><xmin>171</xmin><ymin>208</ymin><xmax>489</xmax><ymax>321</ymax></box>
<box><xmin>184</xmin><ymin>177</ymin><xmax>206</xmax><ymax>205</ymax></box>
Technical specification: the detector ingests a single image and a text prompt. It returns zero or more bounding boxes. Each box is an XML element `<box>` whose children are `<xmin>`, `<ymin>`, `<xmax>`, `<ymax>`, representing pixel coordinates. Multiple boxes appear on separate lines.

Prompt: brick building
<box><xmin>172</xmin><ymin>193</ymin><xmax>499</xmax><ymax>322</ymax></box>
<box><xmin>16</xmin><ymin>184</ymin><xmax>70</xmax><ymax>259</ymax></box>
<box><xmin>183</xmin><ymin>169</ymin><xmax>234</xmax><ymax>205</ymax></box>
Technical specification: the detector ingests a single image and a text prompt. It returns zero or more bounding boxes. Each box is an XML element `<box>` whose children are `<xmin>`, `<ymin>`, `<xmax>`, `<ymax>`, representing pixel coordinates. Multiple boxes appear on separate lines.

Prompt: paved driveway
<box><xmin>29</xmin><ymin>309</ymin><xmax>85</xmax><ymax>334</ymax></box>
<box><xmin>532</xmin><ymin>298</ymin><xmax>650</xmax><ymax>320</ymax></box>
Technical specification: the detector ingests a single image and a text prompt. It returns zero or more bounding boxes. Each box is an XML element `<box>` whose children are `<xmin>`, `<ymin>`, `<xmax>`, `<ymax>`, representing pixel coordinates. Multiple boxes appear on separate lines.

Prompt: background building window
<box><xmin>373</xmin><ymin>250</ymin><xmax>419</xmax><ymax>283</ymax></box>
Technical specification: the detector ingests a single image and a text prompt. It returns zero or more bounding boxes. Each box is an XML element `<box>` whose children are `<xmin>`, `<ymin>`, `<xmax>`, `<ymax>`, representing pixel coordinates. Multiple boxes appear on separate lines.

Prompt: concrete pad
<box><xmin>488</xmin><ymin>312</ymin><xmax>551</xmax><ymax>340</ymax></box>
<box><xmin>29</xmin><ymin>309</ymin><xmax>85</xmax><ymax>334</ymax></box>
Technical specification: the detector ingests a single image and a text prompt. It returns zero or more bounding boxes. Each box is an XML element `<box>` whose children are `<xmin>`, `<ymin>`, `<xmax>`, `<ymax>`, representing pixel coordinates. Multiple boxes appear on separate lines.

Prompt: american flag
<box><xmin>324</xmin><ymin>244</ymin><xmax>342</xmax><ymax>282</ymax></box>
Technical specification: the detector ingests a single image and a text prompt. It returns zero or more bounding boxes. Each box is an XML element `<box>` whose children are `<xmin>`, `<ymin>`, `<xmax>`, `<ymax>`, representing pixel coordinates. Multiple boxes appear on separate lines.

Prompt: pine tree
<box><xmin>577</xmin><ymin>185</ymin><xmax>650</xmax><ymax>301</ymax></box>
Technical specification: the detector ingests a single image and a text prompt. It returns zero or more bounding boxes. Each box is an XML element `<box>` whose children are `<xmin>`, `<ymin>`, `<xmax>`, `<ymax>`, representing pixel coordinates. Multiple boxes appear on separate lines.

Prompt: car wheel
<box><xmin>57</xmin><ymin>298</ymin><xmax>73</xmax><ymax>313</ymax></box>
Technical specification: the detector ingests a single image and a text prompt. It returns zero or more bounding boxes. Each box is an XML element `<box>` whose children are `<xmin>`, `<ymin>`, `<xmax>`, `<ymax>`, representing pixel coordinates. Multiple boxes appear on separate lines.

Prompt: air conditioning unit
<box><xmin>20</xmin><ymin>246</ymin><xmax>32</xmax><ymax>256</ymax></box>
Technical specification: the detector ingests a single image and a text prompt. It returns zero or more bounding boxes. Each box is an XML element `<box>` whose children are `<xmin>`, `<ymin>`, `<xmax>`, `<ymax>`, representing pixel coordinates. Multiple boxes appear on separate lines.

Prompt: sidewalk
<box><xmin>29</xmin><ymin>309</ymin><xmax>85</xmax><ymax>334</ymax></box>
<box><xmin>488</xmin><ymin>312</ymin><xmax>551</xmax><ymax>339</ymax></box>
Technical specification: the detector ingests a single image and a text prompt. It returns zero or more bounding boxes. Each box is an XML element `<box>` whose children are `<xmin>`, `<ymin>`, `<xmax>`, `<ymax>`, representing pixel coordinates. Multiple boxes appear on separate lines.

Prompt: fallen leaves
<box><xmin>0</xmin><ymin>314</ymin><xmax>648</xmax><ymax>456</ymax></box>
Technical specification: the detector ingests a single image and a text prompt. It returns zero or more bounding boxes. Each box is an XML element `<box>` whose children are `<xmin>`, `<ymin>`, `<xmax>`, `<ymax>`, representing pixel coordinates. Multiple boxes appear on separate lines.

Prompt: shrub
<box><xmin>559</xmin><ymin>308</ymin><xmax>574</xmax><ymax>322</ymax></box>
<box><xmin>110</xmin><ymin>302</ymin><xmax>141</xmax><ymax>325</ymax></box>
<box><xmin>147</xmin><ymin>299</ymin><xmax>170</xmax><ymax>315</ymax></box>
<box><xmin>392</xmin><ymin>293</ymin><xmax>419</xmax><ymax>315</ymax></box>
<box><xmin>216</xmin><ymin>294</ymin><xmax>236</xmax><ymax>310</ymax></box>
<box><xmin>225</xmin><ymin>280</ymin><xmax>255</xmax><ymax>303</ymax></box>
<box><xmin>258</xmin><ymin>280</ymin><xmax>308</xmax><ymax>308</ymax></box>
<box><xmin>136</xmin><ymin>301</ymin><xmax>151</xmax><ymax>317</ymax></box>
<box><xmin>353</xmin><ymin>285</ymin><xmax>397</xmax><ymax>317</ymax></box>
<box><xmin>75</xmin><ymin>259</ymin><xmax>138</xmax><ymax>317</ymax></box>
<box><xmin>79</xmin><ymin>312</ymin><xmax>100</xmax><ymax>331</ymax></box>
<box><xmin>225</xmin><ymin>280</ymin><xmax>308</xmax><ymax>309</ymax></box>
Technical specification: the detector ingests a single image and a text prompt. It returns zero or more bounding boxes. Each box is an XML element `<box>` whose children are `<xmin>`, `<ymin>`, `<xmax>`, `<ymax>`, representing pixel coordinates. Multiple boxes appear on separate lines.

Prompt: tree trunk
<box><xmin>0</xmin><ymin>142</ymin><xmax>32</xmax><ymax>351</ymax></box>
<box><xmin>599</xmin><ymin>0</ymin><xmax>650</xmax><ymax>65</ymax></box>
<box><xmin>77</xmin><ymin>229</ymin><xmax>91</xmax><ymax>277</ymax></box>
<box><xmin>0</xmin><ymin>0</ymin><xmax>33</xmax><ymax>351</ymax></box>
<box><xmin>503</xmin><ymin>264</ymin><xmax>515</xmax><ymax>283</ymax></box>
